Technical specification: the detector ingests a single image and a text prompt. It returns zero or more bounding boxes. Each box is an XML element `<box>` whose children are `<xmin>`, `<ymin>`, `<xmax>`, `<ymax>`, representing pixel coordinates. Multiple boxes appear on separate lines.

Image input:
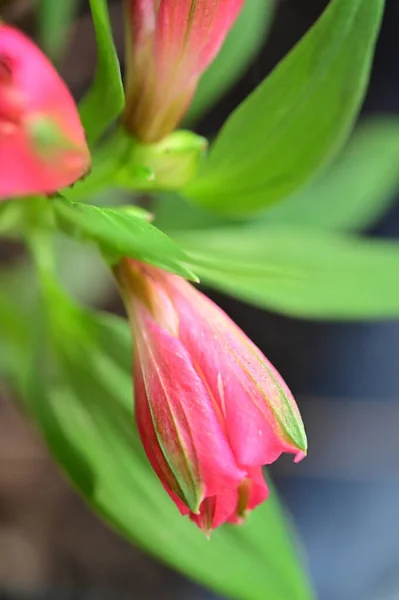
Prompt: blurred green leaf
<box><xmin>174</xmin><ymin>226</ymin><xmax>399</xmax><ymax>319</ymax></box>
<box><xmin>185</xmin><ymin>0</ymin><xmax>385</xmax><ymax>214</ymax></box>
<box><xmin>79</xmin><ymin>0</ymin><xmax>124</xmax><ymax>145</ymax></box>
<box><xmin>14</xmin><ymin>290</ymin><xmax>313</xmax><ymax>600</ymax></box>
<box><xmin>263</xmin><ymin>118</ymin><xmax>399</xmax><ymax>231</ymax></box>
<box><xmin>38</xmin><ymin>0</ymin><xmax>80</xmax><ymax>61</ymax></box>
<box><xmin>0</xmin><ymin>199</ymin><xmax>26</xmax><ymax>238</ymax></box>
<box><xmin>155</xmin><ymin>118</ymin><xmax>399</xmax><ymax>234</ymax></box>
<box><xmin>185</xmin><ymin>0</ymin><xmax>275</xmax><ymax>123</ymax></box>
<box><xmin>55</xmin><ymin>233</ymin><xmax>115</xmax><ymax>305</ymax></box>
<box><xmin>154</xmin><ymin>192</ymin><xmax>234</xmax><ymax>232</ymax></box>
<box><xmin>0</xmin><ymin>290</ymin><xmax>30</xmax><ymax>377</ymax></box>
<box><xmin>53</xmin><ymin>198</ymin><xmax>197</xmax><ymax>279</ymax></box>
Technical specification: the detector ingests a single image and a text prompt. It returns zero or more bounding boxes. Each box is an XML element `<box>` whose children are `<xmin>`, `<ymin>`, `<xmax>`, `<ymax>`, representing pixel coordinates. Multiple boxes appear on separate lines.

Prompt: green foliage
<box><xmin>155</xmin><ymin>117</ymin><xmax>399</xmax><ymax>235</ymax></box>
<box><xmin>185</xmin><ymin>0</ymin><xmax>385</xmax><ymax>214</ymax></box>
<box><xmin>53</xmin><ymin>198</ymin><xmax>197</xmax><ymax>279</ymax></box>
<box><xmin>264</xmin><ymin>118</ymin><xmax>399</xmax><ymax>230</ymax></box>
<box><xmin>38</xmin><ymin>0</ymin><xmax>80</xmax><ymax>62</ymax></box>
<box><xmin>174</xmin><ymin>226</ymin><xmax>399</xmax><ymax>319</ymax></box>
<box><xmin>185</xmin><ymin>0</ymin><xmax>275</xmax><ymax>122</ymax></box>
<box><xmin>79</xmin><ymin>0</ymin><xmax>124</xmax><ymax>145</ymax></box>
<box><xmin>154</xmin><ymin>192</ymin><xmax>236</xmax><ymax>232</ymax></box>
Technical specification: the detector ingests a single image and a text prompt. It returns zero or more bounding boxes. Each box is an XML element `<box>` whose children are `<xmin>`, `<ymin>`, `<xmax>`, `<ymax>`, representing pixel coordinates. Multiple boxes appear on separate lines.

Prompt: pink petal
<box><xmin>166</xmin><ymin>276</ymin><xmax>307</xmax><ymax>465</ymax></box>
<box><xmin>133</xmin><ymin>299</ymin><xmax>245</xmax><ymax>512</ymax></box>
<box><xmin>190</xmin><ymin>488</ymin><xmax>238</xmax><ymax>532</ymax></box>
<box><xmin>0</xmin><ymin>25</ymin><xmax>90</xmax><ymax>199</ymax></box>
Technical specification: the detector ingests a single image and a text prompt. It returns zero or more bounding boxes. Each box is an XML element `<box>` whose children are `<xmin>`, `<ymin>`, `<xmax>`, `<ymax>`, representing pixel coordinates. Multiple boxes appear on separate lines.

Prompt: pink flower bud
<box><xmin>123</xmin><ymin>0</ymin><xmax>245</xmax><ymax>142</ymax></box>
<box><xmin>0</xmin><ymin>25</ymin><xmax>91</xmax><ymax>200</ymax></box>
<box><xmin>115</xmin><ymin>259</ymin><xmax>307</xmax><ymax>533</ymax></box>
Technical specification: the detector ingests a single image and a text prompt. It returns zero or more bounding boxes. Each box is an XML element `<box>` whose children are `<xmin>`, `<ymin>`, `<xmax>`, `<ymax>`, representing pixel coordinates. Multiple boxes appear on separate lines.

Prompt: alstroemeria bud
<box><xmin>0</xmin><ymin>25</ymin><xmax>91</xmax><ymax>200</ymax></box>
<box><xmin>115</xmin><ymin>259</ymin><xmax>307</xmax><ymax>532</ymax></box>
<box><xmin>123</xmin><ymin>0</ymin><xmax>245</xmax><ymax>142</ymax></box>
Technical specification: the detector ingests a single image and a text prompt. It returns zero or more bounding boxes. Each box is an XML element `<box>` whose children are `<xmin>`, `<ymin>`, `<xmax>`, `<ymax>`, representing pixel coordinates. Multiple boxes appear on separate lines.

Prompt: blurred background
<box><xmin>1</xmin><ymin>0</ymin><xmax>399</xmax><ymax>599</ymax></box>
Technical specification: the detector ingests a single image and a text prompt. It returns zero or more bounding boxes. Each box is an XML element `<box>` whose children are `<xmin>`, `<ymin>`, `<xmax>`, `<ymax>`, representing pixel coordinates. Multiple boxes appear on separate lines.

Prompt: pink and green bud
<box><xmin>0</xmin><ymin>25</ymin><xmax>91</xmax><ymax>200</ymax></box>
<box><xmin>123</xmin><ymin>0</ymin><xmax>245</xmax><ymax>142</ymax></box>
<box><xmin>115</xmin><ymin>259</ymin><xmax>307</xmax><ymax>533</ymax></box>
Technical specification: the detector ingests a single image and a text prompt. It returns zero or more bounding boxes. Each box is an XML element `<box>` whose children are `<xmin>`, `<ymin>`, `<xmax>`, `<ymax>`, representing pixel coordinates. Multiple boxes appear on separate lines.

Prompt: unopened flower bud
<box><xmin>123</xmin><ymin>0</ymin><xmax>245</xmax><ymax>142</ymax></box>
<box><xmin>115</xmin><ymin>259</ymin><xmax>307</xmax><ymax>532</ymax></box>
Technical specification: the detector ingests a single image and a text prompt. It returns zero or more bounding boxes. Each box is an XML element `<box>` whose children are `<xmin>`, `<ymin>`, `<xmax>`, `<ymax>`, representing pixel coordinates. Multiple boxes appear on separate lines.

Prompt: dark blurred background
<box><xmin>1</xmin><ymin>1</ymin><xmax>399</xmax><ymax>599</ymax></box>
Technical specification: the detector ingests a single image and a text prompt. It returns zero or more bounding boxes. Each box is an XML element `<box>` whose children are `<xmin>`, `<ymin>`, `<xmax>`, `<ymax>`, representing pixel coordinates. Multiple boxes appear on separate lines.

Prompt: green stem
<box><xmin>24</xmin><ymin>197</ymin><xmax>61</xmax><ymax>306</ymax></box>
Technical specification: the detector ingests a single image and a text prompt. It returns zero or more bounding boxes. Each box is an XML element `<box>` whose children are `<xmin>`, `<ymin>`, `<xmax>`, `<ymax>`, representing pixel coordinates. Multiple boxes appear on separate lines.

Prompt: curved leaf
<box><xmin>174</xmin><ymin>226</ymin><xmax>399</xmax><ymax>319</ymax></box>
<box><xmin>79</xmin><ymin>0</ymin><xmax>124</xmax><ymax>145</ymax></box>
<box><xmin>53</xmin><ymin>198</ymin><xmax>197</xmax><ymax>280</ymax></box>
<box><xmin>185</xmin><ymin>0</ymin><xmax>385</xmax><ymax>214</ymax></box>
<box><xmin>263</xmin><ymin>118</ymin><xmax>399</xmax><ymax>231</ymax></box>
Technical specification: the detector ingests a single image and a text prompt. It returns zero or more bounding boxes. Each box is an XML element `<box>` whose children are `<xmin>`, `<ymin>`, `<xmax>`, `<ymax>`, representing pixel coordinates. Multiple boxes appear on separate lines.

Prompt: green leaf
<box><xmin>155</xmin><ymin>118</ymin><xmax>399</xmax><ymax>235</ymax></box>
<box><xmin>185</xmin><ymin>0</ymin><xmax>385</xmax><ymax>214</ymax></box>
<box><xmin>0</xmin><ymin>199</ymin><xmax>27</xmax><ymax>238</ymax></box>
<box><xmin>53</xmin><ymin>198</ymin><xmax>197</xmax><ymax>280</ymax></box>
<box><xmin>0</xmin><ymin>290</ymin><xmax>31</xmax><ymax>378</ymax></box>
<box><xmin>263</xmin><ymin>118</ymin><xmax>399</xmax><ymax>231</ymax></box>
<box><xmin>38</xmin><ymin>0</ymin><xmax>80</xmax><ymax>62</ymax></box>
<box><xmin>79</xmin><ymin>0</ymin><xmax>124</xmax><ymax>145</ymax></box>
<box><xmin>17</xmin><ymin>294</ymin><xmax>313</xmax><ymax>600</ymax></box>
<box><xmin>185</xmin><ymin>0</ymin><xmax>275</xmax><ymax>123</ymax></box>
<box><xmin>55</xmin><ymin>233</ymin><xmax>115</xmax><ymax>305</ymax></box>
<box><xmin>154</xmin><ymin>192</ymin><xmax>235</xmax><ymax>232</ymax></box>
<box><xmin>174</xmin><ymin>226</ymin><xmax>399</xmax><ymax>320</ymax></box>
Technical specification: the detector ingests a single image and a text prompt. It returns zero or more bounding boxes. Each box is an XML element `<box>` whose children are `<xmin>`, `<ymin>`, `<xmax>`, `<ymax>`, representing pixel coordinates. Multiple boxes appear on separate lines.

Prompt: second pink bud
<box><xmin>123</xmin><ymin>0</ymin><xmax>245</xmax><ymax>142</ymax></box>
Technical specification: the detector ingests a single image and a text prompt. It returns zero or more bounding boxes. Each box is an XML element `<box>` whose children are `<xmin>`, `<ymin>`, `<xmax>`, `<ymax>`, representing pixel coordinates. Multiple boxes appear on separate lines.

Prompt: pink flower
<box><xmin>123</xmin><ymin>0</ymin><xmax>245</xmax><ymax>142</ymax></box>
<box><xmin>115</xmin><ymin>259</ymin><xmax>307</xmax><ymax>533</ymax></box>
<box><xmin>0</xmin><ymin>25</ymin><xmax>91</xmax><ymax>200</ymax></box>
